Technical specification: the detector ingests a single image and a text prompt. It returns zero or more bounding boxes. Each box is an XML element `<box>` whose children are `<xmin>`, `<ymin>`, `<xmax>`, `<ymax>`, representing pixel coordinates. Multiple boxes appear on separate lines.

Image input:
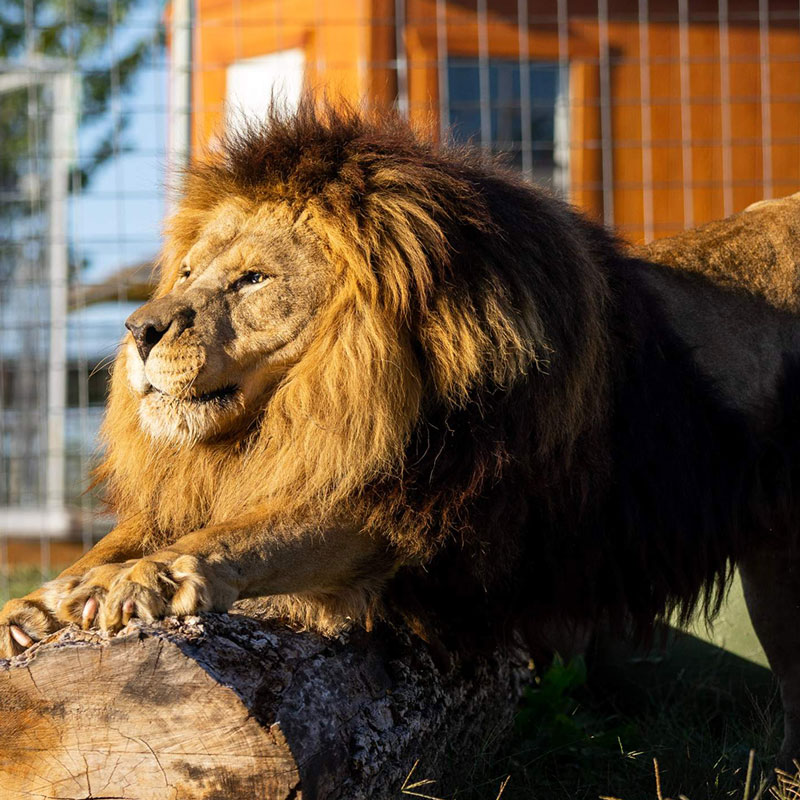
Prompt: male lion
<box><xmin>2</xmin><ymin>103</ymin><xmax>800</xmax><ymax>761</ymax></box>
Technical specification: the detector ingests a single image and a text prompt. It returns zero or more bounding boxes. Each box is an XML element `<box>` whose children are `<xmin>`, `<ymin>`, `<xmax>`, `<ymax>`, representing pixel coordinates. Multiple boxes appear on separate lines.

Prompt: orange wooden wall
<box><xmin>191</xmin><ymin>0</ymin><xmax>800</xmax><ymax>242</ymax></box>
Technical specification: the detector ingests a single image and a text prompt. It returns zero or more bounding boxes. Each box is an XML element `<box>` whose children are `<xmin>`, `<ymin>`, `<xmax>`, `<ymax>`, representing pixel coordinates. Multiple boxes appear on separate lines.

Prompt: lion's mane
<box><xmin>97</xmin><ymin>101</ymin><xmax>782</xmax><ymax>638</ymax></box>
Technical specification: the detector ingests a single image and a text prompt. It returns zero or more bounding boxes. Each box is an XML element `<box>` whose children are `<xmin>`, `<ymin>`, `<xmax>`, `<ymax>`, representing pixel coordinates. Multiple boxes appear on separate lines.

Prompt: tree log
<box><xmin>0</xmin><ymin>613</ymin><xmax>529</xmax><ymax>800</ymax></box>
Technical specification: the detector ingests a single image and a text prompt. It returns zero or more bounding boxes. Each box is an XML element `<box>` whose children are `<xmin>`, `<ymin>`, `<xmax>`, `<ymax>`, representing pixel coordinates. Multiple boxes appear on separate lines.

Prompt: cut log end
<box><xmin>0</xmin><ymin>614</ymin><xmax>529</xmax><ymax>800</ymax></box>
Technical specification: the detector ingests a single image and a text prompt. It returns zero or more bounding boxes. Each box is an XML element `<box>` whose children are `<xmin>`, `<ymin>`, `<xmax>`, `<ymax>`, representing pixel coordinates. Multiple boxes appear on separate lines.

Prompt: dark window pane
<box><xmin>447</xmin><ymin>62</ymin><xmax>480</xmax><ymax>105</ymax></box>
<box><xmin>449</xmin><ymin>109</ymin><xmax>482</xmax><ymax>144</ymax></box>
<box><xmin>446</xmin><ymin>57</ymin><xmax>568</xmax><ymax>191</ymax></box>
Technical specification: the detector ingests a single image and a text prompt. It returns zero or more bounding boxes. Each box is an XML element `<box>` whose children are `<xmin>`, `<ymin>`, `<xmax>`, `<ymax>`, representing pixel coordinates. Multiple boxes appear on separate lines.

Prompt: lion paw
<box><xmin>53</xmin><ymin>563</ymin><xmax>134</xmax><ymax>630</ymax></box>
<box><xmin>0</xmin><ymin>597</ymin><xmax>61</xmax><ymax>659</ymax></box>
<box><xmin>96</xmin><ymin>553</ymin><xmax>235</xmax><ymax>632</ymax></box>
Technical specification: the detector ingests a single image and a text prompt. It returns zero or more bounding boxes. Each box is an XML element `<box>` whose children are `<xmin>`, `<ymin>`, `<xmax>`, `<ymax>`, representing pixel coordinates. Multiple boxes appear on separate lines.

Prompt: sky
<box><xmin>73</xmin><ymin>9</ymin><xmax>168</xmax><ymax>283</ymax></box>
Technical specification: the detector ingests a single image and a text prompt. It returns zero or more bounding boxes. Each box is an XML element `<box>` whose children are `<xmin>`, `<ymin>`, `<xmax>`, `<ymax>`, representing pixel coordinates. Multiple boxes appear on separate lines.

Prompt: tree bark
<box><xmin>0</xmin><ymin>613</ymin><xmax>529</xmax><ymax>800</ymax></box>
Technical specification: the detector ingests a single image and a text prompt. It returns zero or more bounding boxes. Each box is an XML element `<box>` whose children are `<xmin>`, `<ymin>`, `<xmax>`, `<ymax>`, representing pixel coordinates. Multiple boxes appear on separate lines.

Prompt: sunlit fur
<box><xmin>96</xmin><ymin>100</ymin><xmax>781</xmax><ymax>640</ymax></box>
<box><xmin>98</xmin><ymin>101</ymin><xmax>609</xmax><ymax>570</ymax></box>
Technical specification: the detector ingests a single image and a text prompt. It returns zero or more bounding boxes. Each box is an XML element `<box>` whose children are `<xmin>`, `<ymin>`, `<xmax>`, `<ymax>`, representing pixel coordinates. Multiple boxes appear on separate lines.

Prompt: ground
<box><xmin>446</xmin><ymin>636</ymin><xmax>783</xmax><ymax>800</ymax></box>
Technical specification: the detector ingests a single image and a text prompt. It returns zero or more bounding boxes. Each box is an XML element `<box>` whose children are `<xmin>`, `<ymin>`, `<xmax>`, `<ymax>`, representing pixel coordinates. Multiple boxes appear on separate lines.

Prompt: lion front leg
<box><xmin>54</xmin><ymin>561</ymin><xmax>141</xmax><ymax>630</ymax></box>
<box><xmin>87</xmin><ymin>517</ymin><xmax>393</xmax><ymax>632</ymax></box>
<box><xmin>0</xmin><ymin>521</ymin><xmax>145</xmax><ymax>658</ymax></box>
<box><xmin>1</xmin><ymin>566</ymin><xmax>120</xmax><ymax>657</ymax></box>
<box><xmin>88</xmin><ymin>553</ymin><xmax>238</xmax><ymax>632</ymax></box>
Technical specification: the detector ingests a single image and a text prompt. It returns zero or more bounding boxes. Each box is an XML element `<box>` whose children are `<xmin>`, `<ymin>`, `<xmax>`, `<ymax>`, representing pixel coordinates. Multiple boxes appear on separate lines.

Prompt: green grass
<box><xmin>0</xmin><ymin>565</ymin><xmax>59</xmax><ymax>605</ymax></box>
<box><xmin>426</xmin><ymin>633</ymin><xmax>785</xmax><ymax>800</ymax></box>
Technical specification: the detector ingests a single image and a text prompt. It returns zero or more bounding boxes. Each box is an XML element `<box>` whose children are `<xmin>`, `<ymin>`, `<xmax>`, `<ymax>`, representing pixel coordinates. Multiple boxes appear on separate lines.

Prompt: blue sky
<box><xmin>73</xmin><ymin>7</ymin><xmax>168</xmax><ymax>285</ymax></box>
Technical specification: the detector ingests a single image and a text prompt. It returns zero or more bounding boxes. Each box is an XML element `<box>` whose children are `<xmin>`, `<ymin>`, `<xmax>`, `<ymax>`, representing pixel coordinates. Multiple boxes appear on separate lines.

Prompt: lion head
<box><xmin>124</xmin><ymin>202</ymin><xmax>331</xmax><ymax>445</ymax></box>
<box><xmin>100</xmin><ymin>101</ymin><xmax>609</xmax><ymax>559</ymax></box>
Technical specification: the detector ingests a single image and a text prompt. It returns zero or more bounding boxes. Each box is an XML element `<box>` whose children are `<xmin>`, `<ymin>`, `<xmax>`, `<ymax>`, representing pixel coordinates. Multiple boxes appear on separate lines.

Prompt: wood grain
<box><xmin>0</xmin><ymin>615</ymin><xmax>528</xmax><ymax>800</ymax></box>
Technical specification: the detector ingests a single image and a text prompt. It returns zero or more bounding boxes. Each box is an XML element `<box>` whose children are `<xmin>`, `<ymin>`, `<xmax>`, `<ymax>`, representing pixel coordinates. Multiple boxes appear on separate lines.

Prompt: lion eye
<box><xmin>177</xmin><ymin>264</ymin><xmax>191</xmax><ymax>284</ymax></box>
<box><xmin>235</xmin><ymin>271</ymin><xmax>272</xmax><ymax>289</ymax></box>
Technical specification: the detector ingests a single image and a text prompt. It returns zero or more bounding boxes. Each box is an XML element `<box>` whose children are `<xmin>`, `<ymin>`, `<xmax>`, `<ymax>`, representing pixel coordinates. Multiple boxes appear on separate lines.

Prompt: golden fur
<box><xmin>97</xmin><ymin>103</ymin><xmax>609</xmax><ymax>573</ymax></box>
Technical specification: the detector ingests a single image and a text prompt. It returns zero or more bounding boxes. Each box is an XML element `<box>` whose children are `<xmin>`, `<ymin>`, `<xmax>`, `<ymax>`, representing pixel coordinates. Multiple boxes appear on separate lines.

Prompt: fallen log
<box><xmin>0</xmin><ymin>613</ymin><xmax>529</xmax><ymax>800</ymax></box>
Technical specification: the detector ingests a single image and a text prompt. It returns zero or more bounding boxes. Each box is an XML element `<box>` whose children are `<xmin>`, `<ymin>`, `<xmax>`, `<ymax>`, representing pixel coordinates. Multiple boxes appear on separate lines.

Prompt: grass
<box><xmin>420</xmin><ymin>632</ymin><xmax>785</xmax><ymax>800</ymax></box>
<box><xmin>3</xmin><ymin>566</ymin><xmax>787</xmax><ymax>799</ymax></box>
<box><xmin>0</xmin><ymin>564</ymin><xmax>61</xmax><ymax>605</ymax></box>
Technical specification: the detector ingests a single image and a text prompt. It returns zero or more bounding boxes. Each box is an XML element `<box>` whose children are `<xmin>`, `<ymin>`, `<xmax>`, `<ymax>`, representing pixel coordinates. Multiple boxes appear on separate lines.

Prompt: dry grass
<box><xmin>771</xmin><ymin>764</ymin><xmax>800</xmax><ymax>800</ymax></box>
<box><xmin>402</xmin><ymin>760</ymin><xmax>511</xmax><ymax>800</ymax></box>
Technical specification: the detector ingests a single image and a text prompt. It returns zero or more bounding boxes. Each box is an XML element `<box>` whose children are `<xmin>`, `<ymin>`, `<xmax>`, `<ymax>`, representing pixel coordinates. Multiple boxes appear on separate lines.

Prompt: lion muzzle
<box><xmin>126</xmin><ymin>297</ymin><xmax>197</xmax><ymax>363</ymax></box>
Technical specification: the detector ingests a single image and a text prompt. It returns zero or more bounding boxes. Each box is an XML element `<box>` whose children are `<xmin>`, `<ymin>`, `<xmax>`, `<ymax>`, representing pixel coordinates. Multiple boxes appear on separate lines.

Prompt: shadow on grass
<box><xmin>432</xmin><ymin>627</ymin><xmax>783</xmax><ymax>800</ymax></box>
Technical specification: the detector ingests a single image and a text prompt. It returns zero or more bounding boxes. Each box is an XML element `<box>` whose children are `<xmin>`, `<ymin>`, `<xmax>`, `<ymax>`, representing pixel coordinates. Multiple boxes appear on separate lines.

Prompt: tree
<box><xmin>0</xmin><ymin>0</ymin><xmax>164</xmax><ymax>281</ymax></box>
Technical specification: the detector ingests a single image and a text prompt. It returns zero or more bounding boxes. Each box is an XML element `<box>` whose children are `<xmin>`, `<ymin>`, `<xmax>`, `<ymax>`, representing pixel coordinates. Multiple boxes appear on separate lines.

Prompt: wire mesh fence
<box><xmin>1</xmin><ymin>0</ymin><xmax>798</xmax><ymax>598</ymax></box>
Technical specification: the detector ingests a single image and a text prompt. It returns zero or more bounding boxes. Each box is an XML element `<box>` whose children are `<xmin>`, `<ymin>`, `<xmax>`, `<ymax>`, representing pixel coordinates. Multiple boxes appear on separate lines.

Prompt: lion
<box><xmin>2</xmin><ymin>102</ymin><xmax>800</xmax><ymax>762</ymax></box>
<box><xmin>637</xmin><ymin>192</ymin><xmax>800</xmax><ymax>314</ymax></box>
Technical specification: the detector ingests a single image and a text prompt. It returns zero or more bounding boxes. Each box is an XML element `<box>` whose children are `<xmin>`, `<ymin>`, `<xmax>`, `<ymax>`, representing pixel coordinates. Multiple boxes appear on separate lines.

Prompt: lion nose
<box><xmin>125</xmin><ymin>317</ymin><xmax>170</xmax><ymax>364</ymax></box>
<box><xmin>125</xmin><ymin>305</ymin><xmax>195</xmax><ymax>363</ymax></box>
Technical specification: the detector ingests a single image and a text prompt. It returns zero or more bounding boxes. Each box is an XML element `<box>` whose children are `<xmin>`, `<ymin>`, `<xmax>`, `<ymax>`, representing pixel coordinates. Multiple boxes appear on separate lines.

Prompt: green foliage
<box><xmin>514</xmin><ymin>656</ymin><xmax>637</xmax><ymax>761</ymax></box>
<box><xmin>0</xmin><ymin>564</ymin><xmax>57</xmax><ymax>604</ymax></box>
<box><xmin>516</xmin><ymin>657</ymin><xmax>589</xmax><ymax>744</ymax></box>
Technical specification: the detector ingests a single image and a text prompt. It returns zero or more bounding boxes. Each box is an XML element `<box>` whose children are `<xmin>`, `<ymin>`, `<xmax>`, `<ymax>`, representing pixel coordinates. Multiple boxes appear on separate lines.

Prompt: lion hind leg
<box><xmin>741</xmin><ymin>547</ymin><xmax>800</xmax><ymax>767</ymax></box>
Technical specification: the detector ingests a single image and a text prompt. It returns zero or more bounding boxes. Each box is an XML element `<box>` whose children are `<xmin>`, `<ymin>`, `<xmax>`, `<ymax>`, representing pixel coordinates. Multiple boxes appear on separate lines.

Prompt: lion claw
<box><xmin>81</xmin><ymin>596</ymin><xmax>99</xmax><ymax>630</ymax></box>
<box><xmin>0</xmin><ymin>597</ymin><xmax>60</xmax><ymax>657</ymax></box>
<box><xmin>122</xmin><ymin>598</ymin><xmax>135</xmax><ymax>625</ymax></box>
<box><xmin>9</xmin><ymin>625</ymin><xmax>33</xmax><ymax>648</ymax></box>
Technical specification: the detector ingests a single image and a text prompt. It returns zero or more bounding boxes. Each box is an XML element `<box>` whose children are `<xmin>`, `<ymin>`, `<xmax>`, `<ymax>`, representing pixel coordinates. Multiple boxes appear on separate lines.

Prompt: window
<box><xmin>225</xmin><ymin>48</ymin><xmax>305</xmax><ymax>129</ymax></box>
<box><xmin>447</xmin><ymin>59</ymin><xmax>569</xmax><ymax>193</ymax></box>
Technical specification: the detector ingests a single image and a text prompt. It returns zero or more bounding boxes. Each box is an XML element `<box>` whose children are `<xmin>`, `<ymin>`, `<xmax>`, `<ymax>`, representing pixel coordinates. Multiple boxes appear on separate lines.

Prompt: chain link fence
<box><xmin>1</xmin><ymin>0</ymin><xmax>798</xmax><ymax>596</ymax></box>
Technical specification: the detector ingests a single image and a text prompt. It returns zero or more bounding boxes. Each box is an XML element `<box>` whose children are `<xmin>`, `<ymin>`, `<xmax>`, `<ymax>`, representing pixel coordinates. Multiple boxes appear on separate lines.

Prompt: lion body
<box><xmin>639</xmin><ymin>193</ymin><xmax>800</xmax><ymax>315</ymax></box>
<box><xmin>6</xmin><ymin>102</ymin><xmax>800</xmax><ymax>757</ymax></box>
<box><xmin>89</xmin><ymin>106</ymin><xmax>800</xmax><ymax>642</ymax></box>
<box><xmin>3</xmin><ymin>104</ymin><xmax>799</xmax><ymax>677</ymax></box>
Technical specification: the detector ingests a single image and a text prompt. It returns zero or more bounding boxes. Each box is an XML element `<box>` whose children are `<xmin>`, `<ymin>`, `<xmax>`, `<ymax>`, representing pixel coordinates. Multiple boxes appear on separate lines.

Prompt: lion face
<box><xmin>125</xmin><ymin>201</ymin><xmax>332</xmax><ymax>444</ymax></box>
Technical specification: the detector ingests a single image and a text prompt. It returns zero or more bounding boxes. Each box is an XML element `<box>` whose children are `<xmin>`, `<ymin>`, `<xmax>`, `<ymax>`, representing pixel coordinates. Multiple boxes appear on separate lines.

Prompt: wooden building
<box><xmin>189</xmin><ymin>0</ymin><xmax>800</xmax><ymax>242</ymax></box>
